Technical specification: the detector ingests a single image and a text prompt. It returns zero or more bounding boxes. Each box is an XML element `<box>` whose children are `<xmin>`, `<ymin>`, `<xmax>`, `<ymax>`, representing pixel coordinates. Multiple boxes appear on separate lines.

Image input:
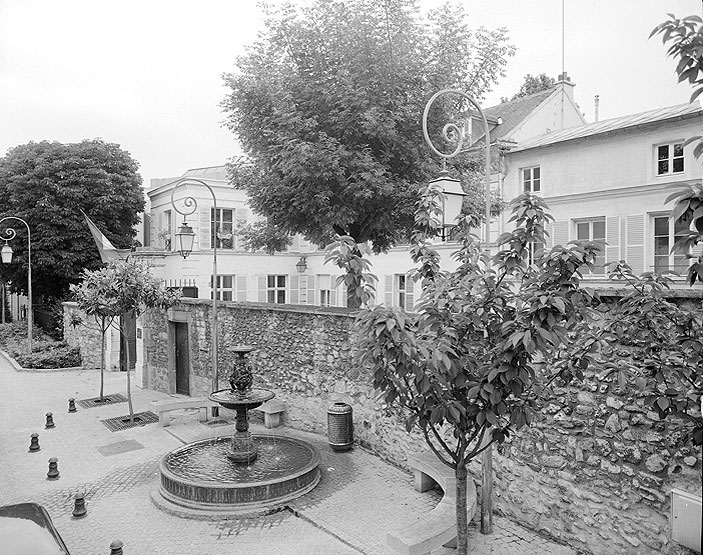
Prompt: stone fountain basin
<box><xmin>156</xmin><ymin>434</ymin><xmax>320</xmax><ymax>517</ymax></box>
<box><xmin>209</xmin><ymin>387</ymin><xmax>275</xmax><ymax>411</ymax></box>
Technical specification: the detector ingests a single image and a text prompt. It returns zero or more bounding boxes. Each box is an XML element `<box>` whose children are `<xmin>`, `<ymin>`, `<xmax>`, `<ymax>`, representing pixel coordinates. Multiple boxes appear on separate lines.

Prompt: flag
<box><xmin>81</xmin><ymin>210</ymin><xmax>130</xmax><ymax>263</ymax></box>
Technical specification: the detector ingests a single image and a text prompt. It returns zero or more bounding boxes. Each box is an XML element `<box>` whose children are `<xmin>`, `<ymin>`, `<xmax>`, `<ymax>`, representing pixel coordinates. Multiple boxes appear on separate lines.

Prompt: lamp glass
<box><xmin>430</xmin><ymin>174</ymin><xmax>466</xmax><ymax>230</ymax></box>
<box><xmin>1</xmin><ymin>244</ymin><xmax>12</xmax><ymax>264</ymax></box>
<box><xmin>175</xmin><ymin>222</ymin><xmax>195</xmax><ymax>259</ymax></box>
<box><xmin>295</xmin><ymin>256</ymin><xmax>307</xmax><ymax>273</ymax></box>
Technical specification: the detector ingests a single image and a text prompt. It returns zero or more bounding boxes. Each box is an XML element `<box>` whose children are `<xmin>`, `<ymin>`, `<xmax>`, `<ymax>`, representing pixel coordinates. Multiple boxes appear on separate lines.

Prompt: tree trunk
<box><xmin>455</xmin><ymin>464</ymin><xmax>469</xmax><ymax>555</ymax></box>
<box><xmin>122</xmin><ymin>322</ymin><xmax>134</xmax><ymax>421</ymax></box>
<box><xmin>99</xmin><ymin>318</ymin><xmax>105</xmax><ymax>400</ymax></box>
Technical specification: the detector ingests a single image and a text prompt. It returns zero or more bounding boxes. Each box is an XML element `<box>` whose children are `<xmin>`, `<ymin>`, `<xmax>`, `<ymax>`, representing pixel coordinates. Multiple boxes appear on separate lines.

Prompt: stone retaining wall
<box><xmin>139</xmin><ymin>298</ymin><xmax>700</xmax><ymax>555</ymax></box>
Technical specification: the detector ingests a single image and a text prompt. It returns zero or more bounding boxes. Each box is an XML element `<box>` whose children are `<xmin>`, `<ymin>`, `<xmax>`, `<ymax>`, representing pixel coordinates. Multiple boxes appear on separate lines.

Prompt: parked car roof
<box><xmin>0</xmin><ymin>502</ymin><xmax>70</xmax><ymax>554</ymax></box>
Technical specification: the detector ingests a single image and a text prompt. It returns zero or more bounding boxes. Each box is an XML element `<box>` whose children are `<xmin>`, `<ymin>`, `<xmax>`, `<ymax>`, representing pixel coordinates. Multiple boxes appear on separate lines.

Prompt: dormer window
<box><xmin>656</xmin><ymin>143</ymin><xmax>684</xmax><ymax>175</ymax></box>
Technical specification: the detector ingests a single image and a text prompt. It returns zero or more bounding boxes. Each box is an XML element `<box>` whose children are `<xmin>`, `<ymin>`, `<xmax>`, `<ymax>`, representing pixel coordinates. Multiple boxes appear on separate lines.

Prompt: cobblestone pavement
<box><xmin>0</xmin><ymin>353</ymin><xmax>579</xmax><ymax>555</ymax></box>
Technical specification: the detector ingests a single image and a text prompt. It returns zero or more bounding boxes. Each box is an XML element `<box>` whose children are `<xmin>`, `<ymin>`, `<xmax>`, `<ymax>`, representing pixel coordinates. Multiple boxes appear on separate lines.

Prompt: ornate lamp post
<box><xmin>0</xmin><ymin>216</ymin><xmax>33</xmax><ymax>353</ymax></box>
<box><xmin>422</xmin><ymin>89</ymin><xmax>493</xmax><ymax>534</ymax></box>
<box><xmin>170</xmin><ymin>178</ymin><xmax>220</xmax><ymax>416</ymax></box>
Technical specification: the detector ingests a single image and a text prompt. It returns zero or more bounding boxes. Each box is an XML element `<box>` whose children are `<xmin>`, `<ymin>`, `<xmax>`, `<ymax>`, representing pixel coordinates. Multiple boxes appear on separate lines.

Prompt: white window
<box><xmin>267</xmin><ymin>275</ymin><xmax>287</xmax><ymax>304</ymax></box>
<box><xmin>396</xmin><ymin>274</ymin><xmax>407</xmax><ymax>308</ymax></box>
<box><xmin>212</xmin><ymin>275</ymin><xmax>234</xmax><ymax>301</ymax></box>
<box><xmin>575</xmin><ymin>219</ymin><xmax>606</xmax><ymax>274</ymax></box>
<box><xmin>656</xmin><ymin>143</ymin><xmax>684</xmax><ymax>176</ymax></box>
<box><xmin>160</xmin><ymin>210</ymin><xmax>172</xmax><ymax>251</ymax></box>
<box><xmin>318</xmin><ymin>274</ymin><xmax>335</xmax><ymax>307</ymax></box>
<box><xmin>653</xmin><ymin>215</ymin><xmax>689</xmax><ymax>274</ymax></box>
<box><xmin>211</xmin><ymin>208</ymin><xmax>234</xmax><ymax>249</ymax></box>
<box><xmin>522</xmin><ymin>166</ymin><xmax>541</xmax><ymax>193</ymax></box>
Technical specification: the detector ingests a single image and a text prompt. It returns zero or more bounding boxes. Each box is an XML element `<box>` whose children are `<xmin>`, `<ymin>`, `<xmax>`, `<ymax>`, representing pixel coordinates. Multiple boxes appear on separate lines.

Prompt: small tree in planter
<box><xmin>71</xmin><ymin>259</ymin><xmax>180</xmax><ymax>419</ymax></box>
<box><xmin>356</xmin><ymin>191</ymin><xmax>599</xmax><ymax>554</ymax></box>
<box><xmin>71</xmin><ymin>266</ymin><xmax>120</xmax><ymax>401</ymax></box>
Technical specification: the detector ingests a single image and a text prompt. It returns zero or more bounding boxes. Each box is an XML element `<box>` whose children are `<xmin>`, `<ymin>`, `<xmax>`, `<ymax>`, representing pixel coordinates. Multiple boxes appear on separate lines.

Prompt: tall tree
<box><xmin>222</xmin><ymin>0</ymin><xmax>515</xmax><ymax>306</ymax></box>
<box><xmin>0</xmin><ymin>140</ymin><xmax>145</xmax><ymax>300</ymax></box>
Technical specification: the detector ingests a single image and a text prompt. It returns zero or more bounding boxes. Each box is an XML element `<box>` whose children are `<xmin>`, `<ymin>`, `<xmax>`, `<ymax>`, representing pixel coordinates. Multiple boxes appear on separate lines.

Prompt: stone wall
<box><xmin>62</xmin><ymin>302</ymin><xmax>102</xmax><ymax>370</ymax></box>
<box><xmin>140</xmin><ymin>298</ymin><xmax>701</xmax><ymax>555</ymax></box>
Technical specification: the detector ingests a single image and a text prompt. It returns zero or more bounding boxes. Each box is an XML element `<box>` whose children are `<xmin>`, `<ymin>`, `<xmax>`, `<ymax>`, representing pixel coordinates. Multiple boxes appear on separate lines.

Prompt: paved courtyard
<box><xmin>0</xmin><ymin>354</ymin><xmax>580</xmax><ymax>555</ymax></box>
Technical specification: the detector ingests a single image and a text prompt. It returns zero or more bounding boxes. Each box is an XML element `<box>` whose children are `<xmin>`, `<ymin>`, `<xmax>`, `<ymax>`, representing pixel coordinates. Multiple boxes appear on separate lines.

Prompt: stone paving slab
<box><xmin>0</xmin><ymin>354</ymin><xmax>581</xmax><ymax>555</ymax></box>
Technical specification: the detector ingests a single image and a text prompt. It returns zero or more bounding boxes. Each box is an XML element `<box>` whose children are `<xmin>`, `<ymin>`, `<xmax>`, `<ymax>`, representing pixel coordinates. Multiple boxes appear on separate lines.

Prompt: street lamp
<box><xmin>0</xmin><ymin>217</ymin><xmax>33</xmax><ymax>353</ymax></box>
<box><xmin>422</xmin><ymin>89</ymin><xmax>493</xmax><ymax>535</ymax></box>
<box><xmin>170</xmin><ymin>179</ymin><xmax>220</xmax><ymax>416</ymax></box>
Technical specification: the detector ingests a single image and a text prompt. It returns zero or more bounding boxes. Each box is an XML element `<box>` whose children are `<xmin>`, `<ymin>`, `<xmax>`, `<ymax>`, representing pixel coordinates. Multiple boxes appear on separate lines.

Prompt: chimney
<box><xmin>594</xmin><ymin>95</ymin><xmax>600</xmax><ymax>122</ymax></box>
<box><xmin>556</xmin><ymin>71</ymin><xmax>575</xmax><ymax>101</ymax></box>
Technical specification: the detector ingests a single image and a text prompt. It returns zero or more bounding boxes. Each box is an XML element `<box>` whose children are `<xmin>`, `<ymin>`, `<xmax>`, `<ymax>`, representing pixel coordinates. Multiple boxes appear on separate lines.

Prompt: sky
<box><xmin>1</xmin><ymin>0</ymin><xmax>701</xmax><ymax>190</ymax></box>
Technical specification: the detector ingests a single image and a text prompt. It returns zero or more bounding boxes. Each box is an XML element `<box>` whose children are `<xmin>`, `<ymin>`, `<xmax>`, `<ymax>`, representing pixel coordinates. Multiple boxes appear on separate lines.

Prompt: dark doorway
<box><xmin>120</xmin><ymin>314</ymin><xmax>137</xmax><ymax>371</ymax></box>
<box><xmin>175</xmin><ymin>322</ymin><xmax>190</xmax><ymax>395</ymax></box>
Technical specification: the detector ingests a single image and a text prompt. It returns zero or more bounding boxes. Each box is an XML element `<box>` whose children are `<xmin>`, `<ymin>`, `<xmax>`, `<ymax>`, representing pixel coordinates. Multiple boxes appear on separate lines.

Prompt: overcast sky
<box><xmin>1</xmin><ymin>0</ymin><xmax>701</xmax><ymax>189</ymax></box>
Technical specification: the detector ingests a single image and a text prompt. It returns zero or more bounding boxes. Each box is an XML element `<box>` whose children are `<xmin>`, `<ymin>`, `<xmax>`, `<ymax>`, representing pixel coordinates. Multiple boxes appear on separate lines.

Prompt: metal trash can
<box><xmin>327</xmin><ymin>402</ymin><xmax>353</xmax><ymax>451</ymax></box>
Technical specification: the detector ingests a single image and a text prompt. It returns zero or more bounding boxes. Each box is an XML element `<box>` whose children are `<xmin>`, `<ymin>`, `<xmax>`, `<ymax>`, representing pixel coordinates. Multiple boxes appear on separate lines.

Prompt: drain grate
<box><xmin>100</xmin><ymin>411</ymin><xmax>158</xmax><ymax>432</ymax></box>
<box><xmin>77</xmin><ymin>393</ymin><xmax>128</xmax><ymax>409</ymax></box>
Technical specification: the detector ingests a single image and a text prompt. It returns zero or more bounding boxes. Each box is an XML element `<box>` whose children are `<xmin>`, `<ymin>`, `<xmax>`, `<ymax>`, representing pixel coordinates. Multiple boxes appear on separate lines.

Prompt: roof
<box><xmin>182</xmin><ymin>165</ymin><xmax>228</xmax><ymax>181</ymax></box>
<box><xmin>512</xmin><ymin>101</ymin><xmax>703</xmax><ymax>152</ymax></box>
<box><xmin>482</xmin><ymin>87</ymin><xmax>559</xmax><ymax>142</ymax></box>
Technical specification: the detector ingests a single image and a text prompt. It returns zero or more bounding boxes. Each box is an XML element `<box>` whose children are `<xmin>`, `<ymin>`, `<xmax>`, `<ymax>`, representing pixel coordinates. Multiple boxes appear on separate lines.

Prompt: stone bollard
<box><xmin>29</xmin><ymin>433</ymin><xmax>40</xmax><ymax>452</ymax></box>
<box><xmin>45</xmin><ymin>412</ymin><xmax>55</xmax><ymax>429</ymax></box>
<box><xmin>68</xmin><ymin>398</ymin><xmax>77</xmax><ymax>413</ymax></box>
<box><xmin>109</xmin><ymin>539</ymin><xmax>124</xmax><ymax>554</ymax></box>
<box><xmin>47</xmin><ymin>457</ymin><xmax>59</xmax><ymax>480</ymax></box>
<box><xmin>72</xmin><ymin>492</ymin><xmax>87</xmax><ymax>518</ymax></box>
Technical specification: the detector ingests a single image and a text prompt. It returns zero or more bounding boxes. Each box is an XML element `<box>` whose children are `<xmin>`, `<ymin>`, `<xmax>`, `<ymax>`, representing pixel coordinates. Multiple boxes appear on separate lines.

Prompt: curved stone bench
<box><xmin>148</xmin><ymin>397</ymin><xmax>218</xmax><ymax>427</ymax></box>
<box><xmin>387</xmin><ymin>452</ymin><xmax>477</xmax><ymax>555</ymax></box>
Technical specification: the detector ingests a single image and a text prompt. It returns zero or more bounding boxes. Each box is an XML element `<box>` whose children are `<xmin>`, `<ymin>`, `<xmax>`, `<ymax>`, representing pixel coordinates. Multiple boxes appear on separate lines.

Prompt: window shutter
<box><xmin>290</xmin><ymin>275</ymin><xmax>299</xmax><ymax>304</ymax></box>
<box><xmin>332</xmin><ymin>274</ymin><xmax>342</xmax><ymax>307</ymax></box>
<box><xmin>552</xmin><ymin>221</ymin><xmax>569</xmax><ymax>247</ymax></box>
<box><xmin>257</xmin><ymin>275</ymin><xmax>266</xmax><ymax>302</ymax></box>
<box><xmin>606</xmin><ymin>216</ymin><xmax>620</xmax><ymax>264</ymax></box>
<box><xmin>626</xmin><ymin>215</ymin><xmax>645</xmax><ymax>275</ymax></box>
<box><xmin>385</xmin><ymin>275</ymin><xmax>394</xmax><ymax>306</ymax></box>
<box><xmin>236</xmin><ymin>275</ymin><xmax>247</xmax><ymax>301</ymax></box>
<box><xmin>149</xmin><ymin>212</ymin><xmax>156</xmax><ymax>247</ymax></box>
<box><xmin>544</xmin><ymin>222</ymin><xmax>553</xmax><ymax>249</ymax></box>
<box><xmin>199</xmin><ymin>206</ymin><xmax>211</xmax><ymax>250</ymax></box>
<box><xmin>307</xmin><ymin>275</ymin><xmax>316</xmax><ymax>305</ymax></box>
<box><xmin>405</xmin><ymin>273</ymin><xmax>415</xmax><ymax>312</ymax></box>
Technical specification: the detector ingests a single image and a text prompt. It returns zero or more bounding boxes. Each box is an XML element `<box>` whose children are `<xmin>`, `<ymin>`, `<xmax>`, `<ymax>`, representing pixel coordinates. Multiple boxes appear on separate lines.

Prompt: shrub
<box><xmin>14</xmin><ymin>344</ymin><xmax>82</xmax><ymax>369</ymax></box>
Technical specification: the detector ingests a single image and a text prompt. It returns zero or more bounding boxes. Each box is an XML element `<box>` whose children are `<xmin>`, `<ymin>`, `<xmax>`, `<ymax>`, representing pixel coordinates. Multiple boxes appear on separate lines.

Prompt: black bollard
<box><xmin>47</xmin><ymin>457</ymin><xmax>59</xmax><ymax>480</ymax></box>
<box><xmin>29</xmin><ymin>433</ymin><xmax>40</xmax><ymax>452</ymax></box>
<box><xmin>45</xmin><ymin>412</ymin><xmax>55</xmax><ymax>429</ymax></box>
<box><xmin>72</xmin><ymin>492</ymin><xmax>87</xmax><ymax>518</ymax></box>
<box><xmin>109</xmin><ymin>539</ymin><xmax>124</xmax><ymax>554</ymax></box>
<box><xmin>68</xmin><ymin>398</ymin><xmax>77</xmax><ymax>413</ymax></box>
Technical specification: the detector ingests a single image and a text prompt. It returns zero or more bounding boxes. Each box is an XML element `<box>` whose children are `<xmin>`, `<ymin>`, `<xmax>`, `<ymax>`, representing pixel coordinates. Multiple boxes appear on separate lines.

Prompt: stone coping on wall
<box><xmin>593</xmin><ymin>285</ymin><xmax>703</xmax><ymax>299</ymax></box>
<box><xmin>173</xmin><ymin>297</ymin><xmax>359</xmax><ymax>318</ymax></box>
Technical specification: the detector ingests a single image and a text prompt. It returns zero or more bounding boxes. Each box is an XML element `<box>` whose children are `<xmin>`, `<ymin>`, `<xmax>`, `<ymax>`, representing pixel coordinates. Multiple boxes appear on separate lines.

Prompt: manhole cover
<box><xmin>78</xmin><ymin>393</ymin><xmax>128</xmax><ymax>409</ymax></box>
<box><xmin>100</xmin><ymin>411</ymin><xmax>159</xmax><ymax>432</ymax></box>
<box><xmin>97</xmin><ymin>439</ymin><xmax>145</xmax><ymax>456</ymax></box>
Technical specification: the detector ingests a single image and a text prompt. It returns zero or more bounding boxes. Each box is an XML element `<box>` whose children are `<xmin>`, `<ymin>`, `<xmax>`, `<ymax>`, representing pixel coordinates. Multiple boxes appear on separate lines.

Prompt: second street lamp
<box><xmin>0</xmin><ymin>216</ymin><xmax>33</xmax><ymax>353</ymax></box>
<box><xmin>171</xmin><ymin>179</ymin><xmax>220</xmax><ymax>417</ymax></box>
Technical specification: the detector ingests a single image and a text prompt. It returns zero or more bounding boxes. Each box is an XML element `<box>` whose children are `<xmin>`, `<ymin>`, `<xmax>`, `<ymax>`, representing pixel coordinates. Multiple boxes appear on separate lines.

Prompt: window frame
<box><xmin>522</xmin><ymin>166</ymin><xmax>541</xmax><ymax>193</ymax></box>
<box><xmin>655</xmin><ymin>142</ymin><xmax>684</xmax><ymax>176</ymax></box>
<box><xmin>574</xmin><ymin>217</ymin><xmax>606</xmax><ymax>275</ymax></box>
<box><xmin>211</xmin><ymin>274</ymin><xmax>235</xmax><ymax>301</ymax></box>
<box><xmin>266</xmin><ymin>274</ymin><xmax>287</xmax><ymax>304</ymax></box>
<box><xmin>651</xmin><ymin>213</ymin><xmax>690</xmax><ymax>274</ymax></box>
<box><xmin>211</xmin><ymin>208</ymin><xmax>235</xmax><ymax>250</ymax></box>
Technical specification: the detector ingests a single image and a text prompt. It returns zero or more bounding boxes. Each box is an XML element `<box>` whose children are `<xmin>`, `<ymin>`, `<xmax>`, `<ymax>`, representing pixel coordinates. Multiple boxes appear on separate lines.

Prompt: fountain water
<box><xmin>154</xmin><ymin>345</ymin><xmax>320</xmax><ymax>517</ymax></box>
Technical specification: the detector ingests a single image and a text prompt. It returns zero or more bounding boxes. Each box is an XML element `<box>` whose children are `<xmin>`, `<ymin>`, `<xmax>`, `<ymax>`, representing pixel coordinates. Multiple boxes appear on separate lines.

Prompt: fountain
<box><xmin>154</xmin><ymin>345</ymin><xmax>320</xmax><ymax>517</ymax></box>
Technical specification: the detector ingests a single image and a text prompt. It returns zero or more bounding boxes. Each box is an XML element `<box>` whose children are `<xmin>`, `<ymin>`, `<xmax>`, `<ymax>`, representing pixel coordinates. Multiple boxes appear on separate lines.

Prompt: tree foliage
<box><xmin>0</xmin><ymin>140</ymin><xmax>145</xmax><ymax>300</ymax></box>
<box><xmin>651</xmin><ymin>14</ymin><xmax>703</xmax><ymax>104</ymax></box>
<box><xmin>501</xmin><ymin>73</ymin><xmax>556</xmax><ymax>103</ymax></box>
<box><xmin>70</xmin><ymin>259</ymin><xmax>180</xmax><ymax>417</ymax></box>
<box><xmin>356</xmin><ymin>192</ymin><xmax>599</xmax><ymax>554</ymax></box>
<box><xmin>222</xmin><ymin>0</ymin><xmax>515</xmax><ymax>254</ymax></box>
